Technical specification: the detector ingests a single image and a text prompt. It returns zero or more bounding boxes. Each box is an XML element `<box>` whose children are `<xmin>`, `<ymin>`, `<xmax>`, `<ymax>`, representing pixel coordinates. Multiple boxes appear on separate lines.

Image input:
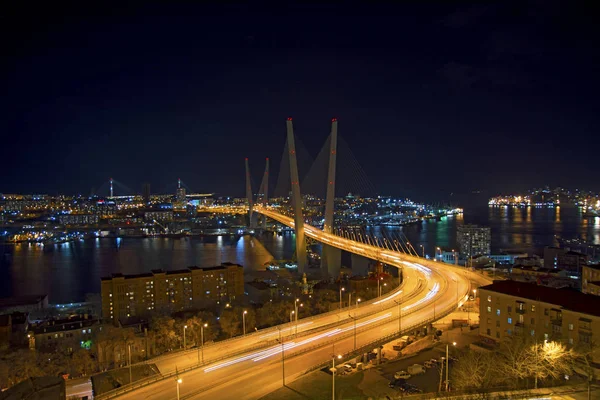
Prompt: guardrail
<box><xmin>133</xmin><ymin>277</ymin><xmax>413</xmax><ymax>369</ymax></box>
<box><xmin>95</xmin><ymin>288</ymin><xmax>458</xmax><ymax>400</ymax></box>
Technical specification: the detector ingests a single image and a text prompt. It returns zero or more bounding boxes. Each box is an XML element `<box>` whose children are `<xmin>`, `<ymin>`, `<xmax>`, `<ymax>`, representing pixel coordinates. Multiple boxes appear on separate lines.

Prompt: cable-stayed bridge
<box><xmin>90</xmin><ymin>118</ymin><xmax>491</xmax><ymax>400</ymax></box>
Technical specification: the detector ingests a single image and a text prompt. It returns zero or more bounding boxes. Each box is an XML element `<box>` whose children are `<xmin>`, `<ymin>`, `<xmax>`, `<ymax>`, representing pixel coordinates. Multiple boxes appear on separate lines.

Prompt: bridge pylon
<box><xmin>321</xmin><ymin>118</ymin><xmax>341</xmax><ymax>279</ymax></box>
<box><xmin>260</xmin><ymin>158</ymin><xmax>269</xmax><ymax>230</ymax></box>
<box><xmin>286</xmin><ymin>118</ymin><xmax>307</xmax><ymax>274</ymax></box>
<box><xmin>245</xmin><ymin>158</ymin><xmax>254</xmax><ymax>228</ymax></box>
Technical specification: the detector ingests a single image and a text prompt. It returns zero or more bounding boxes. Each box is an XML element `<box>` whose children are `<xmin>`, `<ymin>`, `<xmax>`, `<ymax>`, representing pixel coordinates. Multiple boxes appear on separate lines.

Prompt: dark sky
<box><xmin>1</xmin><ymin>2</ymin><xmax>598</xmax><ymax>201</ymax></box>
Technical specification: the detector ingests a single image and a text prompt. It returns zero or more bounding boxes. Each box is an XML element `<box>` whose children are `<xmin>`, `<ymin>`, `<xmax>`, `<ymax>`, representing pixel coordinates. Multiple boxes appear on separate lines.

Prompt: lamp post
<box><xmin>377</xmin><ymin>276</ymin><xmax>384</xmax><ymax>297</ymax></box>
<box><xmin>198</xmin><ymin>323</ymin><xmax>208</xmax><ymax>364</ymax></box>
<box><xmin>183</xmin><ymin>325</ymin><xmax>187</xmax><ymax>350</ymax></box>
<box><xmin>243</xmin><ymin>310</ymin><xmax>247</xmax><ymax>336</ymax></box>
<box><xmin>394</xmin><ymin>291</ymin><xmax>403</xmax><ymax>334</ymax></box>
<box><xmin>277</xmin><ymin>327</ymin><xmax>285</xmax><ymax>387</ymax></box>
<box><xmin>339</xmin><ymin>287</ymin><xmax>345</xmax><ymax>311</ymax></box>
<box><xmin>294</xmin><ymin>298</ymin><xmax>302</xmax><ymax>335</ymax></box>
<box><xmin>332</xmin><ymin>354</ymin><xmax>342</xmax><ymax>400</ymax></box>
<box><xmin>176</xmin><ymin>377</ymin><xmax>182</xmax><ymax>400</ymax></box>
<box><xmin>419</xmin><ymin>244</ymin><xmax>425</xmax><ymax>258</ymax></box>
<box><xmin>128</xmin><ymin>344</ymin><xmax>132</xmax><ymax>384</ymax></box>
<box><xmin>452</xmin><ymin>278</ymin><xmax>458</xmax><ymax>306</ymax></box>
<box><xmin>445</xmin><ymin>342</ymin><xmax>456</xmax><ymax>391</ymax></box>
<box><xmin>290</xmin><ymin>310</ymin><xmax>295</xmax><ymax>324</ymax></box>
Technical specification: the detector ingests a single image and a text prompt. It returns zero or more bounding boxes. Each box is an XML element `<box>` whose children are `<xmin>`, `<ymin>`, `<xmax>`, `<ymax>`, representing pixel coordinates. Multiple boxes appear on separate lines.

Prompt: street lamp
<box><xmin>445</xmin><ymin>342</ymin><xmax>457</xmax><ymax>392</ymax></box>
<box><xmin>339</xmin><ymin>287</ymin><xmax>345</xmax><ymax>311</ymax></box>
<box><xmin>183</xmin><ymin>325</ymin><xmax>188</xmax><ymax>350</ymax></box>
<box><xmin>243</xmin><ymin>310</ymin><xmax>248</xmax><ymax>336</ymax></box>
<box><xmin>377</xmin><ymin>276</ymin><xmax>384</xmax><ymax>298</ymax></box>
<box><xmin>332</xmin><ymin>354</ymin><xmax>342</xmax><ymax>400</ymax></box>
<box><xmin>294</xmin><ymin>298</ymin><xmax>303</xmax><ymax>335</ymax></box>
<box><xmin>394</xmin><ymin>291</ymin><xmax>403</xmax><ymax>334</ymax></box>
<box><xmin>198</xmin><ymin>323</ymin><xmax>208</xmax><ymax>364</ymax></box>
<box><xmin>176</xmin><ymin>377</ymin><xmax>183</xmax><ymax>400</ymax></box>
<box><xmin>290</xmin><ymin>310</ymin><xmax>295</xmax><ymax>324</ymax></box>
<box><xmin>419</xmin><ymin>244</ymin><xmax>425</xmax><ymax>258</ymax></box>
<box><xmin>277</xmin><ymin>327</ymin><xmax>285</xmax><ymax>387</ymax></box>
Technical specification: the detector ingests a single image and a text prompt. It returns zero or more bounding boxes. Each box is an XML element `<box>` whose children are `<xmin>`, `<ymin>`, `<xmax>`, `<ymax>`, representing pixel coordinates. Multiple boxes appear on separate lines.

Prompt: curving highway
<box><xmin>91</xmin><ymin>207</ymin><xmax>491</xmax><ymax>400</ymax></box>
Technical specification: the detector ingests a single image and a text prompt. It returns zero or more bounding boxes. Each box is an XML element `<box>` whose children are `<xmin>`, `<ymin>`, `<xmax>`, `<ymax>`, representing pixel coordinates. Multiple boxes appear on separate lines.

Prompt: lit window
<box><xmin>530</xmin><ymin>329</ymin><xmax>535</xmax><ymax>336</ymax></box>
<box><xmin>531</xmin><ymin>305</ymin><xmax>536</xmax><ymax>312</ymax></box>
<box><xmin>507</xmin><ymin>318</ymin><xmax>512</xmax><ymax>324</ymax></box>
<box><xmin>507</xmin><ymin>329</ymin><xmax>512</xmax><ymax>336</ymax></box>
<box><xmin>487</xmin><ymin>306</ymin><xmax>491</xmax><ymax>313</ymax></box>
<box><xmin>568</xmin><ymin>323</ymin><xmax>573</xmax><ymax>331</ymax></box>
<box><xmin>496</xmin><ymin>309</ymin><xmax>501</xmax><ymax>316</ymax></box>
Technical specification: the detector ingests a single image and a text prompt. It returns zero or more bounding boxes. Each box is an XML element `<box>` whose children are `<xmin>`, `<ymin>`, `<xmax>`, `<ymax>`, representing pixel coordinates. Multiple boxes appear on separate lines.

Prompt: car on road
<box><xmin>430</xmin><ymin>358</ymin><xmax>439</xmax><ymax>364</ymax></box>
<box><xmin>394</xmin><ymin>371</ymin><xmax>411</xmax><ymax>379</ymax></box>
<box><xmin>423</xmin><ymin>360</ymin><xmax>434</xmax><ymax>368</ymax></box>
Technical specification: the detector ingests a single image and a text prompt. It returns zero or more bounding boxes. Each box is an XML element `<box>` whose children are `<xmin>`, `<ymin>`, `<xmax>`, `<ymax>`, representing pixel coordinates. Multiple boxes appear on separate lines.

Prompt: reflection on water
<box><xmin>1</xmin><ymin>206</ymin><xmax>598</xmax><ymax>304</ymax></box>
<box><xmin>0</xmin><ymin>235</ymin><xmax>284</xmax><ymax>304</ymax></box>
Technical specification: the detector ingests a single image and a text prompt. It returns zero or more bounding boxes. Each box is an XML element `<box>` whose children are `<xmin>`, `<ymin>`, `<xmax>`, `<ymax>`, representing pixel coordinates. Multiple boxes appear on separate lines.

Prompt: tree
<box><xmin>94</xmin><ymin>324</ymin><xmax>121</xmax><ymax>370</ymax></box>
<box><xmin>575</xmin><ymin>340</ymin><xmax>597</xmax><ymax>400</ymax></box>
<box><xmin>450</xmin><ymin>349</ymin><xmax>505</xmax><ymax>391</ymax></box>
<box><xmin>498</xmin><ymin>335</ymin><xmax>576</xmax><ymax>389</ymax></box>
<box><xmin>219</xmin><ymin>310</ymin><xmax>241</xmax><ymax>338</ymax></box>
<box><xmin>71</xmin><ymin>348</ymin><xmax>95</xmax><ymax>377</ymax></box>
<box><xmin>150</xmin><ymin>316</ymin><xmax>178</xmax><ymax>353</ymax></box>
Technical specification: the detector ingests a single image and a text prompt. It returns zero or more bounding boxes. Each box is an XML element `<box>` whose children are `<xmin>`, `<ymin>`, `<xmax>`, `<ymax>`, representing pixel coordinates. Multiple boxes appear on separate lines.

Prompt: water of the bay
<box><xmin>2</xmin><ymin>204</ymin><xmax>599</xmax><ymax>303</ymax></box>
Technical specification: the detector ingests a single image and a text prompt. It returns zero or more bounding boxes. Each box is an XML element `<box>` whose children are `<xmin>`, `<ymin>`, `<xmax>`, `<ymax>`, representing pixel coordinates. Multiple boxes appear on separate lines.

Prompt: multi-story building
<box><xmin>27</xmin><ymin>315</ymin><xmax>101</xmax><ymax>353</ymax></box>
<box><xmin>582</xmin><ymin>264</ymin><xmax>600</xmax><ymax>295</ymax></box>
<box><xmin>58</xmin><ymin>213</ymin><xmax>99</xmax><ymax>225</ymax></box>
<box><xmin>479</xmin><ymin>280</ymin><xmax>600</xmax><ymax>358</ymax></box>
<box><xmin>143</xmin><ymin>209</ymin><xmax>173</xmax><ymax>222</ymax></box>
<box><xmin>457</xmin><ymin>225</ymin><xmax>491</xmax><ymax>258</ymax></box>
<box><xmin>101</xmin><ymin>263</ymin><xmax>244</xmax><ymax>323</ymax></box>
<box><xmin>544</xmin><ymin>247</ymin><xmax>588</xmax><ymax>274</ymax></box>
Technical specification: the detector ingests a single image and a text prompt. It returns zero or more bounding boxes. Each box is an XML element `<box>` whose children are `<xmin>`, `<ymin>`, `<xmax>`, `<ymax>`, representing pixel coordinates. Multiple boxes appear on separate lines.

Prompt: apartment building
<box><xmin>582</xmin><ymin>264</ymin><xmax>600</xmax><ymax>295</ymax></box>
<box><xmin>101</xmin><ymin>263</ymin><xmax>244</xmax><ymax>323</ymax></box>
<box><xmin>479</xmin><ymin>280</ymin><xmax>599</xmax><ymax>357</ymax></box>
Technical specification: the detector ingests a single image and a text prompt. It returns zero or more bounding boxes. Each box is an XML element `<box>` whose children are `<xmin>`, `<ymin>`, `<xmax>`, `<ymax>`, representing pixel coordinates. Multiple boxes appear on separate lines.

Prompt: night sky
<box><xmin>2</xmin><ymin>3</ymin><xmax>598</xmax><ymax>201</ymax></box>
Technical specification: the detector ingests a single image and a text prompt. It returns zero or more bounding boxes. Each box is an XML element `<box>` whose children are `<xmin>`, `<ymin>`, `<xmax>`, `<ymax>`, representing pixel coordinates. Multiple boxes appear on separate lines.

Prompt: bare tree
<box><xmin>451</xmin><ymin>349</ymin><xmax>505</xmax><ymax>391</ymax></box>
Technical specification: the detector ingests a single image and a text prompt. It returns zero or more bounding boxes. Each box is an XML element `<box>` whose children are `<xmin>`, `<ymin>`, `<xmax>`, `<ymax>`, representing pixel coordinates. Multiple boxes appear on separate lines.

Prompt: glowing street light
<box><xmin>183</xmin><ymin>325</ymin><xmax>188</xmax><ymax>349</ymax></box>
<box><xmin>332</xmin><ymin>354</ymin><xmax>342</xmax><ymax>400</ymax></box>
<box><xmin>242</xmin><ymin>310</ymin><xmax>248</xmax><ymax>336</ymax></box>
<box><xmin>198</xmin><ymin>323</ymin><xmax>208</xmax><ymax>364</ymax></box>
<box><xmin>339</xmin><ymin>287</ymin><xmax>345</xmax><ymax>311</ymax></box>
<box><xmin>176</xmin><ymin>377</ymin><xmax>183</xmax><ymax>400</ymax></box>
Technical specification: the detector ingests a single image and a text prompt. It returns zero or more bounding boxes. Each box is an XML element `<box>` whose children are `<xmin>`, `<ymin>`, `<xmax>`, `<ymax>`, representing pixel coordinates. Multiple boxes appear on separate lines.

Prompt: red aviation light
<box><xmin>332</xmin><ymin>117</ymin><xmax>337</xmax><ymax>122</ymax></box>
<box><xmin>287</xmin><ymin>117</ymin><xmax>293</xmax><ymax>121</ymax></box>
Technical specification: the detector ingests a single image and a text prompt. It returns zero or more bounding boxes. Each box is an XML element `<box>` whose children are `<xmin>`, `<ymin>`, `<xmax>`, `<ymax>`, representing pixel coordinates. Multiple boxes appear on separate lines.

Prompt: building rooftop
<box><xmin>29</xmin><ymin>315</ymin><xmax>99</xmax><ymax>334</ymax></box>
<box><xmin>0</xmin><ymin>294</ymin><xmax>47</xmax><ymax>309</ymax></box>
<box><xmin>585</xmin><ymin>263</ymin><xmax>600</xmax><ymax>271</ymax></box>
<box><xmin>0</xmin><ymin>376</ymin><xmax>64</xmax><ymax>400</ymax></box>
<box><xmin>102</xmin><ymin>263</ymin><xmax>243</xmax><ymax>281</ymax></box>
<box><xmin>480</xmin><ymin>280</ymin><xmax>600</xmax><ymax>317</ymax></box>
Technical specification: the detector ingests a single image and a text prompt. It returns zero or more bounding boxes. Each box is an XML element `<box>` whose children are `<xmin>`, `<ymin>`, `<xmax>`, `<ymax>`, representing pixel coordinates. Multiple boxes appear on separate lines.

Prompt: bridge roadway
<box><xmin>100</xmin><ymin>208</ymin><xmax>491</xmax><ymax>400</ymax></box>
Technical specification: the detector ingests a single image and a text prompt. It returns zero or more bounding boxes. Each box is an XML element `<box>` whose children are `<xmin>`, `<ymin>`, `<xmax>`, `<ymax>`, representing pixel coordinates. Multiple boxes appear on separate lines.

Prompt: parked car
<box><xmin>430</xmin><ymin>358</ymin><xmax>439</xmax><ymax>364</ymax></box>
<box><xmin>388</xmin><ymin>378</ymin><xmax>407</xmax><ymax>388</ymax></box>
<box><xmin>403</xmin><ymin>384</ymin><xmax>423</xmax><ymax>394</ymax></box>
<box><xmin>343</xmin><ymin>364</ymin><xmax>353</xmax><ymax>372</ymax></box>
<box><xmin>407</xmin><ymin>364</ymin><xmax>426</xmax><ymax>375</ymax></box>
<box><xmin>394</xmin><ymin>371</ymin><xmax>411</xmax><ymax>380</ymax></box>
<box><xmin>423</xmin><ymin>360</ymin><xmax>434</xmax><ymax>368</ymax></box>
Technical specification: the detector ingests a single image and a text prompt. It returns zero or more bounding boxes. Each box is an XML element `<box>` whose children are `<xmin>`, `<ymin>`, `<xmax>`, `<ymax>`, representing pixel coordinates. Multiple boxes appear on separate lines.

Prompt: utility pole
<box><xmin>128</xmin><ymin>344</ymin><xmax>132</xmax><ymax>384</ymax></box>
